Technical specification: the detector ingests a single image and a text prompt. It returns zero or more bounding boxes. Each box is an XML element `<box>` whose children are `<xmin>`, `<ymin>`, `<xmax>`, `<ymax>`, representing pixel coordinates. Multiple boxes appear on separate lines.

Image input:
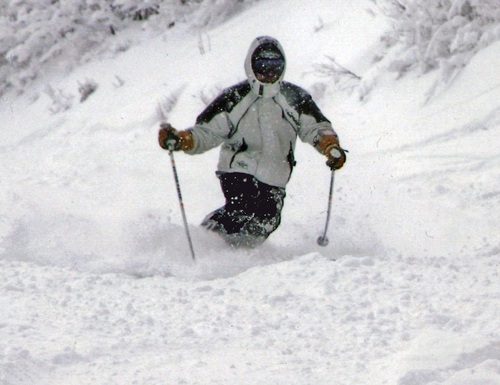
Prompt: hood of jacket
<box><xmin>244</xmin><ymin>36</ymin><xmax>286</xmax><ymax>98</ymax></box>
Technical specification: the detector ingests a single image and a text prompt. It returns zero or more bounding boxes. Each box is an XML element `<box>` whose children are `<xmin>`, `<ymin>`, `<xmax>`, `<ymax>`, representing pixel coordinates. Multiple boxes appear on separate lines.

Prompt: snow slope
<box><xmin>1</xmin><ymin>0</ymin><xmax>499</xmax><ymax>384</ymax></box>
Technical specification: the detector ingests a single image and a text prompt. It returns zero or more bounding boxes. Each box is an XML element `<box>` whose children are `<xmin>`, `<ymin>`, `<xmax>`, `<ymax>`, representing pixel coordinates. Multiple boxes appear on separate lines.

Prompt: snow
<box><xmin>0</xmin><ymin>0</ymin><xmax>499</xmax><ymax>384</ymax></box>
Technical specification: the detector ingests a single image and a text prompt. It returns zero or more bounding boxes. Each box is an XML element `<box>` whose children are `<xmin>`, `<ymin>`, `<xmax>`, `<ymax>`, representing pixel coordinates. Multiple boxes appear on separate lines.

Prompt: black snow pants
<box><xmin>202</xmin><ymin>172</ymin><xmax>286</xmax><ymax>247</ymax></box>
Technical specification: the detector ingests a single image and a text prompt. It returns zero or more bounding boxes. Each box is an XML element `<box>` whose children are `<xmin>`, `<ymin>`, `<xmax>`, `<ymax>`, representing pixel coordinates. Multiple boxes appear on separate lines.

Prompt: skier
<box><xmin>158</xmin><ymin>36</ymin><xmax>346</xmax><ymax>247</ymax></box>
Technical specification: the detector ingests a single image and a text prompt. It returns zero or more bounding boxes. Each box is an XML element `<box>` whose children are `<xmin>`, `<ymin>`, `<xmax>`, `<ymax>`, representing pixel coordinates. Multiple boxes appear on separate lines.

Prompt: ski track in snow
<box><xmin>1</xmin><ymin>253</ymin><xmax>498</xmax><ymax>385</ymax></box>
<box><xmin>1</xmin><ymin>0</ymin><xmax>499</xmax><ymax>384</ymax></box>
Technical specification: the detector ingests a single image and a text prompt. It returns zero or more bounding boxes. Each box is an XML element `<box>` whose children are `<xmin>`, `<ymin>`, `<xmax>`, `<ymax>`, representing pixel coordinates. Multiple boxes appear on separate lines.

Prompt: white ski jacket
<box><xmin>186</xmin><ymin>36</ymin><xmax>337</xmax><ymax>188</ymax></box>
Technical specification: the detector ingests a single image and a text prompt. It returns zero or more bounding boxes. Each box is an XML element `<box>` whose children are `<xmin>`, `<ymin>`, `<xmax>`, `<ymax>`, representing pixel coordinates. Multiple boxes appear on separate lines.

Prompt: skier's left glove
<box><xmin>317</xmin><ymin>135</ymin><xmax>347</xmax><ymax>170</ymax></box>
<box><xmin>158</xmin><ymin>123</ymin><xmax>194</xmax><ymax>151</ymax></box>
<box><xmin>325</xmin><ymin>144</ymin><xmax>347</xmax><ymax>170</ymax></box>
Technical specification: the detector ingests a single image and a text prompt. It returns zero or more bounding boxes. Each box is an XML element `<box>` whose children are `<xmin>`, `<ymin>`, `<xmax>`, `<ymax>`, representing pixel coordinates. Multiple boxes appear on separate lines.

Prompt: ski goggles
<box><xmin>252</xmin><ymin>57</ymin><xmax>285</xmax><ymax>79</ymax></box>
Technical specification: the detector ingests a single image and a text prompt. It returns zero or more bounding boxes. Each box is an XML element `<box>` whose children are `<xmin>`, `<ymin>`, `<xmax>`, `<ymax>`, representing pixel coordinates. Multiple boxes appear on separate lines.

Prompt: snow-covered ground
<box><xmin>1</xmin><ymin>0</ymin><xmax>499</xmax><ymax>384</ymax></box>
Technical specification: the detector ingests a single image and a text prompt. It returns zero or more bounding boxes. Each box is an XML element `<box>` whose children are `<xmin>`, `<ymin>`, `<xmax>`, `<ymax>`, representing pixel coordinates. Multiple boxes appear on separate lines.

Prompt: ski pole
<box><xmin>317</xmin><ymin>170</ymin><xmax>335</xmax><ymax>247</ymax></box>
<box><xmin>167</xmin><ymin>141</ymin><xmax>196</xmax><ymax>260</ymax></box>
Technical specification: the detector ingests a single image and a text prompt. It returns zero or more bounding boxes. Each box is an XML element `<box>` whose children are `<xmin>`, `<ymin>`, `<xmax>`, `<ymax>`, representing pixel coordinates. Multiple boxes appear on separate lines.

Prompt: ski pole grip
<box><xmin>330</xmin><ymin>148</ymin><xmax>342</xmax><ymax>159</ymax></box>
<box><xmin>166</xmin><ymin>139</ymin><xmax>177</xmax><ymax>151</ymax></box>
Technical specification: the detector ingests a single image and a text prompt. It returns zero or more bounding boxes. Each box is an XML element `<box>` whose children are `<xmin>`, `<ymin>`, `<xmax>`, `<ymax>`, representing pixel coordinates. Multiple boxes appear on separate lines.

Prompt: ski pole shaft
<box><xmin>168</xmin><ymin>144</ymin><xmax>196</xmax><ymax>260</ymax></box>
<box><xmin>317</xmin><ymin>170</ymin><xmax>335</xmax><ymax>247</ymax></box>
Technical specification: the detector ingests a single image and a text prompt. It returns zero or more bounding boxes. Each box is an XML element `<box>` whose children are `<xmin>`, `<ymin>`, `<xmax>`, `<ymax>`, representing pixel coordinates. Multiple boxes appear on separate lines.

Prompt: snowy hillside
<box><xmin>1</xmin><ymin>0</ymin><xmax>499</xmax><ymax>384</ymax></box>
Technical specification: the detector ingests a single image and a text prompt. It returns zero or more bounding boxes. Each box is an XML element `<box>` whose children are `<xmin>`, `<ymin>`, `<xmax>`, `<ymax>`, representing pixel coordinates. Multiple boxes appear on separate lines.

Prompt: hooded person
<box><xmin>159</xmin><ymin>36</ymin><xmax>346</xmax><ymax>247</ymax></box>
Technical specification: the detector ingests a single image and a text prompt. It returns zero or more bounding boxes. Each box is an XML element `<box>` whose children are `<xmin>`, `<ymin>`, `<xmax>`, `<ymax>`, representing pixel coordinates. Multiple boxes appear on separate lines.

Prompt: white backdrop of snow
<box><xmin>0</xmin><ymin>0</ymin><xmax>499</xmax><ymax>384</ymax></box>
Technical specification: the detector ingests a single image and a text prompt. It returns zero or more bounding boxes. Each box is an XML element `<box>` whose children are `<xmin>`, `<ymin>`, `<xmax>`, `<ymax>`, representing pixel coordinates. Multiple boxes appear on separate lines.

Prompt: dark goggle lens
<box><xmin>252</xmin><ymin>58</ymin><xmax>285</xmax><ymax>76</ymax></box>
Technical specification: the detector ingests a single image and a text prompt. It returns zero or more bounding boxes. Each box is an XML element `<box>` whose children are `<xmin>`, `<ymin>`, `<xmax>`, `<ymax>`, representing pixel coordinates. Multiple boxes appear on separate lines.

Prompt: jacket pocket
<box><xmin>229</xmin><ymin>138</ymin><xmax>248</xmax><ymax>168</ymax></box>
<box><xmin>286</xmin><ymin>141</ymin><xmax>296</xmax><ymax>180</ymax></box>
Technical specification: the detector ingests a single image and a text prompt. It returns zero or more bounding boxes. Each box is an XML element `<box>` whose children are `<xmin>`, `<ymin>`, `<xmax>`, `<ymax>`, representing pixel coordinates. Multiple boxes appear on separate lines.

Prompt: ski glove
<box><xmin>326</xmin><ymin>145</ymin><xmax>347</xmax><ymax>170</ymax></box>
<box><xmin>317</xmin><ymin>135</ymin><xmax>347</xmax><ymax>170</ymax></box>
<box><xmin>158</xmin><ymin>123</ymin><xmax>194</xmax><ymax>151</ymax></box>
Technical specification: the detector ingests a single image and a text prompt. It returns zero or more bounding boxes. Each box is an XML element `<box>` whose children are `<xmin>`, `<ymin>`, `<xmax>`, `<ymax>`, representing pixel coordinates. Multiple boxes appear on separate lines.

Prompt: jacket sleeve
<box><xmin>184</xmin><ymin>93</ymin><xmax>233</xmax><ymax>155</ymax></box>
<box><xmin>296</xmin><ymin>93</ymin><xmax>338</xmax><ymax>150</ymax></box>
<box><xmin>186</xmin><ymin>120</ymin><xmax>227</xmax><ymax>155</ymax></box>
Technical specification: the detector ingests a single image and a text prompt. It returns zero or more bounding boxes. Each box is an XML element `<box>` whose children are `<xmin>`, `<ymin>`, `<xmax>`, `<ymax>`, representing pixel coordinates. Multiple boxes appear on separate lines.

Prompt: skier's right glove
<box><xmin>158</xmin><ymin>123</ymin><xmax>194</xmax><ymax>151</ymax></box>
